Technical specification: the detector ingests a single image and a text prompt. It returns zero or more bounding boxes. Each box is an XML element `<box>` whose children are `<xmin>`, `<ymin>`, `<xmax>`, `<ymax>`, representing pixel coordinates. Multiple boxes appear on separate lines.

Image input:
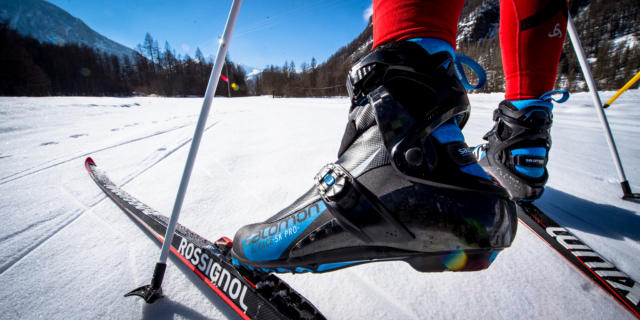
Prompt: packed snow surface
<box><xmin>1</xmin><ymin>91</ymin><xmax>639</xmax><ymax>319</ymax></box>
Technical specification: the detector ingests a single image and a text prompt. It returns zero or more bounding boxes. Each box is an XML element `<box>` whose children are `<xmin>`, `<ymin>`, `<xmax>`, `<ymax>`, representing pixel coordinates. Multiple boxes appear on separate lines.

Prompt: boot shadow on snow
<box><xmin>536</xmin><ymin>187</ymin><xmax>640</xmax><ymax>242</ymax></box>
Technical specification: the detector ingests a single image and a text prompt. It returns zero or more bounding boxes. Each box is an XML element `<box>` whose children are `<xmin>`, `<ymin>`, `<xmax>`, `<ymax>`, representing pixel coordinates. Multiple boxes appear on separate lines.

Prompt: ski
<box><xmin>517</xmin><ymin>203</ymin><xmax>640</xmax><ymax>318</ymax></box>
<box><xmin>84</xmin><ymin>157</ymin><xmax>326</xmax><ymax>320</ymax></box>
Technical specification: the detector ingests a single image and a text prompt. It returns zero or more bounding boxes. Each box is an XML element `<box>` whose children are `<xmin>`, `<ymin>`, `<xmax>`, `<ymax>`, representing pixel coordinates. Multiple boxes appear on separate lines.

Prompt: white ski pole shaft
<box><xmin>566</xmin><ymin>15</ymin><xmax>631</xmax><ymax>190</ymax></box>
<box><xmin>159</xmin><ymin>0</ymin><xmax>242</xmax><ymax>264</ymax></box>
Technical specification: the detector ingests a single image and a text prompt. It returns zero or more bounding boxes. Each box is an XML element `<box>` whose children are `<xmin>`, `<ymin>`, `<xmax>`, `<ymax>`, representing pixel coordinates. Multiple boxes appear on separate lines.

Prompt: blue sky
<box><xmin>47</xmin><ymin>0</ymin><xmax>373</xmax><ymax>70</ymax></box>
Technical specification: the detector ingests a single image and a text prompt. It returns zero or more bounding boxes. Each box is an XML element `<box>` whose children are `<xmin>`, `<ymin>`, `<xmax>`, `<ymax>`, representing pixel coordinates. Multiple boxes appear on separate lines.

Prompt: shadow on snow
<box><xmin>537</xmin><ymin>187</ymin><xmax>640</xmax><ymax>242</ymax></box>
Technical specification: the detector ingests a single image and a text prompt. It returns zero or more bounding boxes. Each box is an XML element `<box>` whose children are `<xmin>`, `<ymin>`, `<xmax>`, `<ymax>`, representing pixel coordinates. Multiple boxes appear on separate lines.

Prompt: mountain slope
<box><xmin>314</xmin><ymin>1</ymin><xmax>639</xmax><ymax>94</ymax></box>
<box><xmin>0</xmin><ymin>0</ymin><xmax>136</xmax><ymax>58</ymax></box>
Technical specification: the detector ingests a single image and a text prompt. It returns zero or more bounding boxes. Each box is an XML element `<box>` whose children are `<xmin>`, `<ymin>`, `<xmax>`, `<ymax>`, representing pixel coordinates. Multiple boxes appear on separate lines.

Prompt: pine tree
<box><xmin>143</xmin><ymin>33</ymin><xmax>156</xmax><ymax>72</ymax></box>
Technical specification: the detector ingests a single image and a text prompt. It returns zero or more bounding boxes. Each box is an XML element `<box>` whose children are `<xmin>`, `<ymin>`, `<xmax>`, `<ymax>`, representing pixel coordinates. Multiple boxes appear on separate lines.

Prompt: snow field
<box><xmin>0</xmin><ymin>91</ymin><xmax>638</xmax><ymax>319</ymax></box>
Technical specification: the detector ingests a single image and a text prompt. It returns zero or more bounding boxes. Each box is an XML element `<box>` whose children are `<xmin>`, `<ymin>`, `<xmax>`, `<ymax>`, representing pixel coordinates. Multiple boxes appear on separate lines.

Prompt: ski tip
<box><xmin>85</xmin><ymin>157</ymin><xmax>95</xmax><ymax>168</ymax></box>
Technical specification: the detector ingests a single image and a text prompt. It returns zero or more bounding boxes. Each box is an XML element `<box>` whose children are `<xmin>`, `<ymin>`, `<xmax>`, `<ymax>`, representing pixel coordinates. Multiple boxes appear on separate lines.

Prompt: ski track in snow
<box><xmin>0</xmin><ymin>213</ymin><xmax>61</xmax><ymax>244</ymax></box>
<box><xmin>0</xmin><ymin>181</ymin><xmax>112</xmax><ymax>275</ymax></box>
<box><xmin>0</xmin><ymin>123</ymin><xmax>192</xmax><ymax>185</ymax></box>
<box><xmin>0</xmin><ymin>207</ymin><xmax>85</xmax><ymax>274</ymax></box>
<box><xmin>0</xmin><ymin>120</ymin><xmax>218</xmax><ymax>276</ymax></box>
<box><xmin>0</xmin><ymin>94</ymin><xmax>639</xmax><ymax>319</ymax></box>
<box><xmin>117</xmin><ymin>121</ymin><xmax>217</xmax><ymax>187</ymax></box>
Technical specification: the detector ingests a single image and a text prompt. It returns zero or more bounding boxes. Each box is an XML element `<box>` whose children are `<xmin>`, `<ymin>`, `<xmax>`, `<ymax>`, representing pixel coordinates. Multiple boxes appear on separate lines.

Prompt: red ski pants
<box><xmin>372</xmin><ymin>0</ymin><xmax>568</xmax><ymax>100</ymax></box>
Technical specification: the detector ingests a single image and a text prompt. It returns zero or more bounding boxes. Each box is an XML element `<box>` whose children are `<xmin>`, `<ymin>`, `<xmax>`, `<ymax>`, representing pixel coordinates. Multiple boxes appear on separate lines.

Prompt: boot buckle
<box><xmin>314</xmin><ymin>163</ymin><xmax>351</xmax><ymax>202</ymax></box>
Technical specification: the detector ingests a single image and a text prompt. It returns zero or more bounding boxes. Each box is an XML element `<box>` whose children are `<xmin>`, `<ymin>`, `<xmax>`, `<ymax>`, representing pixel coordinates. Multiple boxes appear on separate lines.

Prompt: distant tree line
<box><xmin>2</xmin><ymin>0</ymin><xmax>638</xmax><ymax>98</ymax></box>
<box><xmin>0</xmin><ymin>25</ymin><xmax>248</xmax><ymax>97</ymax></box>
<box><xmin>250</xmin><ymin>22</ymin><xmax>372</xmax><ymax>97</ymax></box>
<box><xmin>133</xmin><ymin>33</ymin><xmax>248</xmax><ymax>97</ymax></box>
<box><xmin>0</xmin><ymin>23</ymin><xmax>128</xmax><ymax>96</ymax></box>
<box><xmin>252</xmin><ymin>58</ymin><xmax>343</xmax><ymax>97</ymax></box>
<box><xmin>253</xmin><ymin>0</ymin><xmax>639</xmax><ymax>98</ymax></box>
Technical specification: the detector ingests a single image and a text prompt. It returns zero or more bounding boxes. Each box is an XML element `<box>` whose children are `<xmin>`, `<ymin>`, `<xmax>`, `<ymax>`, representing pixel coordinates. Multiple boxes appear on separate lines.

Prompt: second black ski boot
<box><xmin>231</xmin><ymin>40</ymin><xmax>517</xmax><ymax>274</ymax></box>
<box><xmin>477</xmin><ymin>91</ymin><xmax>569</xmax><ymax>201</ymax></box>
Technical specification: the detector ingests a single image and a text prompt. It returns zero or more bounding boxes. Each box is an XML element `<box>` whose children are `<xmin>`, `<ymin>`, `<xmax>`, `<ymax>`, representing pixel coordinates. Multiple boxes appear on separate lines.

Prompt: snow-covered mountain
<box><xmin>456</xmin><ymin>0</ymin><xmax>499</xmax><ymax>46</ymax></box>
<box><xmin>245</xmin><ymin>68</ymin><xmax>262</xmax><ymax>80</ymax></box>
<box><xmin>454</xmin><ymin>0</ymin><xmax>639</xmax><ymax>91</ymax></box>
<box><xmin>334</xmin><ymin>1</ymin><xmax>639</xmax><ymax>93</ymax></box>
<box><xmin>0</xmin><ymin>0</ymin><xmax>136</xmax><ymax>59</ymax></box>
<box><xmin>240</xmin><ymin>64</ymin><xmax>262</xmax><ymax>80</ymax></box>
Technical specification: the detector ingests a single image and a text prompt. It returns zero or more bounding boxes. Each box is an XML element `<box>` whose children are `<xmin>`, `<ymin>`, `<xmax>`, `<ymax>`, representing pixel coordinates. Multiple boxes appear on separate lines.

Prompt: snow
<box><xmin>245</xmin><ymin>69</ymin><xmax>262</xmax><ymax>80</ymax></box>
<box><xmin>613</xmin><ymin>34</ymin><xmax>638</xmax><ymax>50</ymax></box>
<box><xmin>1</xmin><ymin>91</ymin><xmax>639</xmax><ymax>319</ymax></box>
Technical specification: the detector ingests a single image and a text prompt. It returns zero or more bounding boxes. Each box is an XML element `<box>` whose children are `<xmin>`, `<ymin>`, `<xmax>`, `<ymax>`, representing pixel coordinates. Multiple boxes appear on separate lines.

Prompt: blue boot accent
<box><xmin>489</xmin><ymin>251</ymin><xmax>500</xmax><ymax>263</ymax></box>
<box><xmin>510</xmin><ymin>90</ymin><xmax>569</xmax><ymax>110</ymax></box>
<box><xmin>511</xmin><ymin>99</ymin><xmax>553</xmax><ymax>112</ymax></box>
<box><xmin>316</xmin><ymin>261</ymin><xmax>364</xmax><ymax>272</ymax></box>
<box><xmin>431</xmin><ymin>123</ymin><xmax>463</xmax><ymax>144</ymax></box>
<box><xmin>453</xmin><ymin>54</ymin><xmax>486</xmax><ymax>90</ymax></box>
<box><xmin>408</xmin><ymin>38</ymin><xmax>455</xmax><ymax>58</ymax></box>
<box><xmin>241</xmin><ymin>201</ymin><xmax>327</xmax><ymax>262</ymax></box>
<box><xmin>409</xmin><ymin>37</ymin><xmax>486</xmax><ymax>90</ymax></box>
<box><xmin>510</xmin><ymin>90</ymin><xmax>570</xmax><ymax>114</ymax></box>
<box><xmin>460</xmin><ymin>164</ymin><xmax>492</xmax><ymax>180</ymax></box>
<box><xmin>540</xmin><ymin>90</ymin><xmax>570</xmax><ymax>103</ymax></box>
<box><xmin>432</xmin><ymin>123</ymin><xmax>492</xmax><ymax>181</ymax></box>
<box><xmin>511</xmin><ymin>147</ymin><xmax>547</xmax><ymax>178</ymax></box>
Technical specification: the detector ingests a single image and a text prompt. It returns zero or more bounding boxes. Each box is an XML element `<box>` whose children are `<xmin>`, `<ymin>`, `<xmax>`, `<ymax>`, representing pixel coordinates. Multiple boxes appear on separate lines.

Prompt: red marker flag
<box><xmin>220</xmin><ymin>75</ymin><xmax>229</xmax><ymax>83</ymax></box>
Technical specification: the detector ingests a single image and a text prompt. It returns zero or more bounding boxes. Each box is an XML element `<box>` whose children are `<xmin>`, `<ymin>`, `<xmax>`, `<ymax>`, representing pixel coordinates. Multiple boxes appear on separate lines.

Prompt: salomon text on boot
<box><xmin>232</xmin><ymin>39</ymin><xmax>517</xmax><ymax>274</ymax></box>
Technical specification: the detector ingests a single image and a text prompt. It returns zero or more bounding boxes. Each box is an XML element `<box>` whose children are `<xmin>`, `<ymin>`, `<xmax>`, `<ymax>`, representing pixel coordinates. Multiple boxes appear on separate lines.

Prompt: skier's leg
<box><xmin>372</xmin><ymin>0</ymin><xmax>464</xmax><ymax>49</ymax></box>
<box><xmin>479</xmin><ymin>0</ymin><xmax>569</xmax><ymax>201</ymax></box>
<box><xmin>231</xmin><ymin>0</ymin><xmax>517</xmax><ymax>273</ymax></box>
<box><xmin>501</xmin><ymin>0</ymin><xmax>567</xmax><ymax>99</ymax></box>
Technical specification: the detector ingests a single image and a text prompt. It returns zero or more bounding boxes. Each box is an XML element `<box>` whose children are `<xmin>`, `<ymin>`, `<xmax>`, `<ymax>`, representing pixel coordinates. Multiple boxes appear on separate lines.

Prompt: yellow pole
<box><xmin>603</xmin><ymin>71</ymin><xmax>640</xmax><ymax>108</ymax></box>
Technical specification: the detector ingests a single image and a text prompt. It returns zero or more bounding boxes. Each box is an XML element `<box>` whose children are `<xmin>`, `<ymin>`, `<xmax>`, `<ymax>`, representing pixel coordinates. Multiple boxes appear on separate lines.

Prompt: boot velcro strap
<box><xmin>495</xmin><ymin>108</ymin><xmax>551</xmax><ymax>131</ymax></box>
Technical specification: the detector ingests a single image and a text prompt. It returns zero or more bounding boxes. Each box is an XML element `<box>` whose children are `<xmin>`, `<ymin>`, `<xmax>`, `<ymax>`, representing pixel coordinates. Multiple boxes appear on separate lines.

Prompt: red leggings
<box><xmin>373</xmin><ymin>0</ymin><xmax>568</xmax><ymax>100</ymax></box>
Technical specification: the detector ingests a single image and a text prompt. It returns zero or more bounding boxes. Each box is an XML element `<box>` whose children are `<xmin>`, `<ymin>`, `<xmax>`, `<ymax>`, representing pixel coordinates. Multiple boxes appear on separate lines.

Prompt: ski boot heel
<box><xmin>405</xmin><ymin>249</ymin><xmax>499</xmax><ymax>272</ymax></box>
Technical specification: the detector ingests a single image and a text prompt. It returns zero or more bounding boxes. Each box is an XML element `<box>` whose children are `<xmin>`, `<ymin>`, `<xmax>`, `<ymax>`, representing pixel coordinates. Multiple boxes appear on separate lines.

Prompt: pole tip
<box><xmin>124</xmin><ymin>284</ymin><xmax>164</xmax><ymax>303</ymax></box>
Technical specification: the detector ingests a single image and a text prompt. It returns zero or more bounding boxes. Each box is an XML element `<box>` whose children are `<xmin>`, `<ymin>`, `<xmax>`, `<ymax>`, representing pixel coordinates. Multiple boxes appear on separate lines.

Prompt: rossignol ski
<box><xmin>85</xmin><ymin>157</ymin><xmax>325</xmax><ymax>320</ymax></box>
<box><xmin>517</xmin><ymin>203</ymin><xmax>640</xmax><ymax>318</ymax></box>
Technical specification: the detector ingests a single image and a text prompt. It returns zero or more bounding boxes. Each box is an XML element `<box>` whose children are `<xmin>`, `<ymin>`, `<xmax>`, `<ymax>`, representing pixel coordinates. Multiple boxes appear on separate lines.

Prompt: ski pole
<box><xmin>603</xmin><ymin>71</ymin><xmax>640</xmax><ymax>109</ymax></box>
<box><xmin>125</xmin><ymin>0</ymin><xmax>243</xmax><ymax>303</ymax></box>
<box><xmin>566</xmin><ymin>14</ymin><xmax>640</xmax><ymax>203</ymax></box>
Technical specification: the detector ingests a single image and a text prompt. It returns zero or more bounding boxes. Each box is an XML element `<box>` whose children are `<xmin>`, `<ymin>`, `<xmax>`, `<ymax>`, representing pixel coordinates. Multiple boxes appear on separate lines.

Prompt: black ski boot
<box><xmin>477</xmin><ymin>91</ymin><xmax>569</xmax><ymax>201</ymax></box>
<box><xmin>231</xmin><ymin>41</ymin><xmax>517</xmax><ymax>274</ymax></box>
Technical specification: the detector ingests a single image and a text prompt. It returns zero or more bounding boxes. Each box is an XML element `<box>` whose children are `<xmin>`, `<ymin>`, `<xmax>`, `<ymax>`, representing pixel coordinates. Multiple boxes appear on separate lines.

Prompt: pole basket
<box><xmin>125</xmin><ymin>262</ymin><xmax>166</xmax><ymax>303</ymax></box>
<box><xmin>621</xmin><ymin>181</ymin><xmax>640</xmax><ymax>203</ymax></box>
